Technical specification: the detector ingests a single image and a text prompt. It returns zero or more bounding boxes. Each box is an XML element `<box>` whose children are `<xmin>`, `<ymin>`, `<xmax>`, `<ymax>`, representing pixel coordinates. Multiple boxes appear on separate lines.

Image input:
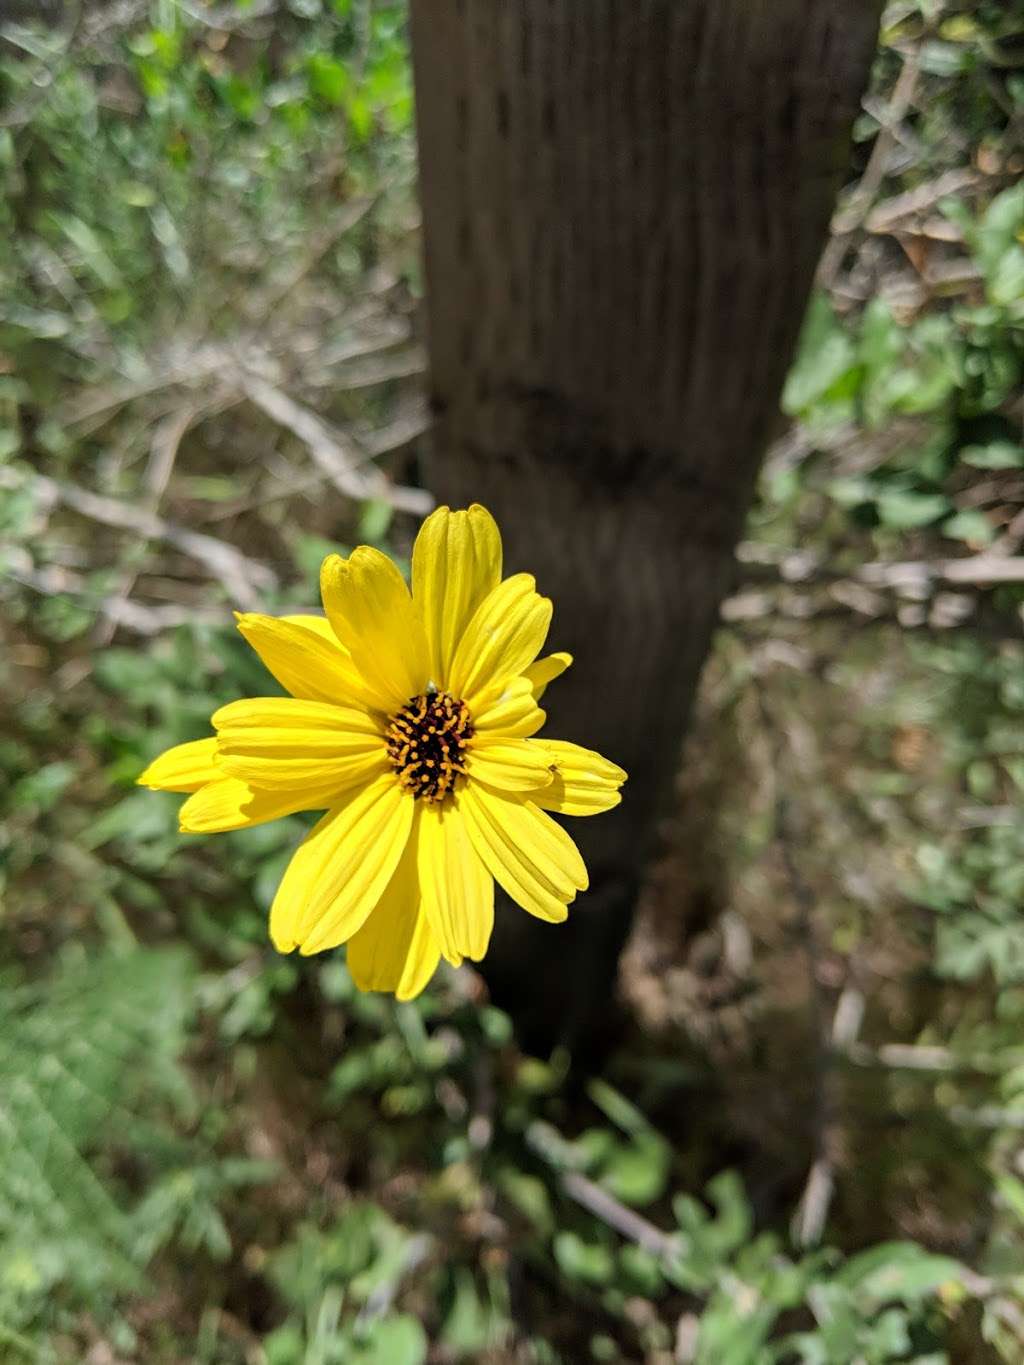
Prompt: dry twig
<box><xmin>3</xmin><ymin>467</ymin><xmax>276</xmax><ymax>607</ymax></box>
<box><xmin>237</xmin><ymin>371</ymin><xmax>433</xmax><ymax>516</ymax></box>
<box><xmin>524</xmin><ymin>1122</ymin><xmax>678</xmax><ymax>1259</ymax></box>
<box><xmin>817</xmin><ymin>48</ymin><xmax>922</xmax><ymax>289</ymax></box>
<box><xmin>6</xmin><ymin>559</ymin><xmax>228</xmax><ymax>635</ymax></box>
<box><xmin>92</xmin><ymin>401</ymin><xmax>209</xmax><ymax>646</ymax></box>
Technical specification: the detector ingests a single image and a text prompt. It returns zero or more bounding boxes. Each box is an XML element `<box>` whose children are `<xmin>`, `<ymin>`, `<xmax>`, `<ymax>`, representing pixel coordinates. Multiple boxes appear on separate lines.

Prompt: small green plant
<box><xmin>0</xmin><ymin>948</ymin><xmax>191</xmax><ymax>1331</ymax></box>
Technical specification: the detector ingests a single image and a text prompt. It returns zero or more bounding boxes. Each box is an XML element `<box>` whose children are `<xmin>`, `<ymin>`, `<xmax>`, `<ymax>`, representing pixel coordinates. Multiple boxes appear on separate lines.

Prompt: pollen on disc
<box><xmin>385</xmin><ymin>692</ymin><xmax>473</xmax><ymax>802</ymax></box>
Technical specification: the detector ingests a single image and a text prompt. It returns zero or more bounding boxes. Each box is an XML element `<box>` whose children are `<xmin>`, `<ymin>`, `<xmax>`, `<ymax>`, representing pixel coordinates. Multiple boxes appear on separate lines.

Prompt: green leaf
<box><xmin>782</xmin><ymin>293</ymin><xmax>859</xmax><ymax>419</ymax></box>
<box><xmin>977</xmin><ymin>183</ymin><xmax>1024</xmax><ymax>274</ymax></box>
<box><xmin>942</xmin><ymin>508</ymin><xmax>995</xmax><ymax>546</ymax></box>
<box><xmin>827</xmin><ymin>476</ymin><xmax>874</xmax><ymax>508</ymax></box>
<box><xmin>0</xmin><ymin>950</ymin><xmax>194</xmax><ymax>1307</ymax></box>
<box><xmin>292</xmin><ymin>533</ymin><xmax>349</xmax><ymax>591</ymax></box>
<box><xmin>348</xmin><ymin>94</ymin><xmax>374</xmax><ymax>143</ymax></box>
<box><xmin>497</xmin><ymin>1169</ymin><xmax>555</xmax><ymax>1236</ymax></box>
<box><xmin>9</xmin><ymin>762</ymin><xmax>74</xmax><ymax>812</ymax></box>
<box><xmin>837</xmin><ymin>1241</ymin><xmax>962</xmax><ymax>1303</ymax></box>
<box><xmin>358</xmin><ymin>498</ymin><xmax>394</xmax><ymax>546</ymax></box>
<box><xmin>441</xmin><ymin>1267</ymin><xmax>496</xmax><ymax>1355</ymax></box>
<box><xmin>553</xmin><ymin>1232</ymin><xmax>615</xmax><ymax>1286</ymax></box>
<box><xmin>996</xmin><ymin>1173</ymin><xmax>1024</xmax><ymax>1226</ymax></box>
<box><xmin>918</xmin><ymin>39</ymin><xmax>972</xmax><ymax>75</ymax></box>
<box><xmin>598</xmin><ymin>1133</ymin><xmax>671</xmax><ymax>1207</ymax></box>
<box><xmin>990</xmin><ymin>246</ymin><xmax>1024</xmax><ymax>311</ymax></box>
<box><xmin>117</xmin><ymin>181</ymin><xmax>157</xmax><ymax>208</ymax></box>
<box><xmin>307</xmin><ymin>53</ymin><xmax>350</xmax><ymax>106</ymax></box>
<box><xmin>961</xmin><ymin>440</ymin><xmax>1024</xmax><ymax>470</ymax></box>
<box><xmin>50</xmin><ymin>215</ymin><xmax>123</xmax><ymax>290</ymax></box>
<box><xmin>347</xmin><ymin>1315</ymin><xmax>428</xmax><ymax>1365</ymax></box>
<box><xmin>263</xmin><ymin>1321</ymin><xmax>304</xmax><ymax>1365</ymax></box>
<box><xmin>875</xmin><ymin>490</ymin><xmax>950</xmax><ymax>529</ymax></box>
<box><xmin>939</xmin><ymin>14</ymin><xmax>981</xmax><ymax>41</ymax></box>
<box><xmin>618</xmin><ymin>1244</ymin><xmax>665</xmax><ymax>1297</ymax></box>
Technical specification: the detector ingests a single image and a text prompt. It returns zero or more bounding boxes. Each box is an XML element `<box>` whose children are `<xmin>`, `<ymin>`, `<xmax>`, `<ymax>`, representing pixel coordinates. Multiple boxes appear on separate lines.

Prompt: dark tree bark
<box><xmin>410</xmin><ymin>0</ymin><xmax>882</xmax><ymax>1054</ymax></box>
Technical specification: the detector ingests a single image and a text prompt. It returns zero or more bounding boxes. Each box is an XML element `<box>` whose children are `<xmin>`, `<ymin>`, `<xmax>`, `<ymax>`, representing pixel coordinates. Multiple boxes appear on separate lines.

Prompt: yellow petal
<box><xmin>449</xmin><ymin>574</ymin><xmax>552</xmax><ymax>710</ymax></box>
<box><xmin>320</xmin><ymin>548</ymin><xmax>429</xmax><ymax>712</ymax></box>
<box><xmin>346</xmin><ymin>838</ymin><xmax>443</xmax><ymax>999</ymax></box>
<box><xmin>279</xmin><ymin>613</ymin><xmax>338</xmax><ymax>643</ymax></box>
<box><xmin>457</xmin><ymin>783</ymin><xmax>587</xmax><ymax>923</ymax></box>
<box><xmin>418</xmin><ymin>801</ymin><xmax>494</xmax><ymax>962</ymax></box>
<box><xmin>235</xmin><ymin>613</ymin><xmax>380</xmax><ymax>710</ymax></box>
<box><xmin>270</xmin><ymin>773</ymin><xmax>414</xmax><ymax>956</ymax></box>
<box><xmin>213</xmin><ymin>696</ymin><xmax>385</xmax><ymax>791</ymax></box>
<box><xmin>213</xmin><ymin>697</ymin><xmax>382</xmax><ymax>741</ymax></box>
<box><xmin>219</xmin><ymin>749</ymin><xmax>386</xmax><ymax>794</ymax></box>
<box><xmin>472</xmin><ymin>676</ymin><xmax>547</xmax><ymax>740</ymax></box>
<box><xmin>534</xmin><ymin>740</ymin><xmax>627</xmax><ymax>816</ymax></box>
<box><xmin>522</xmin><ymin>651</ymin><xmax>572</xmax><ymax>702</ymax></box>
<box><xmin>138</xmin><ymin>737</ymin><xmax>219</xmax><ymax>793</ymax></box>
<box><xmin>397</xmin><ymin>913</ymin><xmax>446</xmax><ymax>999</ymax></box>
<box><xmin>465</xmin><ymin>740</ymin><xmax>555</xmax><ymax>795</ymax></box>
<box><xmin>412</xmin><ymin>504</ymin><xmax>502</xmax><ymax>687</ymax></box>
<box><xmin>178</xmin><ymin>777</ymin><xmax>340</xmax><ymax>833</ymax></box>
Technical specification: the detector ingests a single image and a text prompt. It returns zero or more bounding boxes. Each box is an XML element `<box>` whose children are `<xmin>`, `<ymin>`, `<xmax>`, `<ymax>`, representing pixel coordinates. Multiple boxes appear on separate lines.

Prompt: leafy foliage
<box><xmin>0</xmin><ymin>948</ymin><xmax>191</xmax><ymax>1330</ymax></box>
<box><xmin>3</xmin><ymin>0</ymin><xmax>1024</xmax><ymax>1361</ymax></box>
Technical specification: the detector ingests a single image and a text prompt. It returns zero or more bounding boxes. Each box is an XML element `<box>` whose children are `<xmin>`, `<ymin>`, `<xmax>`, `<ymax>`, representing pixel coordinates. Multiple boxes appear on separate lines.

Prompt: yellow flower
<box><xmin>138</xmin><ymin>504</ymin><xmax>626</xmax><ymax>999</ymax></box>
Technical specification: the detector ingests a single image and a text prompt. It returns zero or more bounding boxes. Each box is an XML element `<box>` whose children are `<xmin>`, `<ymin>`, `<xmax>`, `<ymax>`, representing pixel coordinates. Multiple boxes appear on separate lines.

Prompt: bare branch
<box><xmin>330</xmin><ymin>348</ymin><xmax>427</xmax><ymax>393</ymax></box>
<box><xmin>7</xmin><ymin>560</ymin><xmax>229</xmax><ymax>635</ymax></box>
<box><xmin>817</xmin><ymin>48</ymin><xmax>922</xmax><ymax>288</ymax></box>
<box><xmin>561</xmin><ymin>1171</ymin><xmax>678</xmax><ymax>1258</ymax></box>
<box><xmin>92</xmin><ymin>401</ymin><xmax>207</xmax><ymax>646</ymax></box>
<box><xmin>3</xmin><ymin>467</ymin><xmax>276</xmax><ymax>607</ymax></box>
<box><xmin>237</xmin><ymin>371</ymin><xmax>433</xmax><ymax>516</ymax></box>
<box><xmin>524</xmin><ymin>1121</ymin><xmax>678</xmax><ymax>1259</ymax></box>
<box><xmin>865</xmin><ymin>168</ymin><xmax>980</xmax><ymax>235</ymax></box>
<box><xmin>249</xmin><ymin>194</ymin><xmax>388</xmax><ymax>319</ymax></box>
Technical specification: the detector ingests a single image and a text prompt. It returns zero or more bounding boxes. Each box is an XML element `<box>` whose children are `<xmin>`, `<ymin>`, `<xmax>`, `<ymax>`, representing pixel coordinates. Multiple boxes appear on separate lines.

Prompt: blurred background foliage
<box><xmin>2</xmin><ymin>0</ymin><xmax>1024</xmax><ymax>1360</ymax></box>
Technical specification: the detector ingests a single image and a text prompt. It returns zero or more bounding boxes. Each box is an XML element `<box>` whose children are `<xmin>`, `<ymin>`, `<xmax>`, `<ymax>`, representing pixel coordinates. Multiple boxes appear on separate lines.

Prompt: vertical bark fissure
<box><xmin>410</xmin><ymin>0</ymin><xmax>882</xmax><ymax>1050</ymax></box>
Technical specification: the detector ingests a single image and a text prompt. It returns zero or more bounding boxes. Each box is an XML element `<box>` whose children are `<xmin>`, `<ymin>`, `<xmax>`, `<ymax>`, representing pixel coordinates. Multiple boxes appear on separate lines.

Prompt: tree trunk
<box><xmin>410</xmin><ymin>0</ymin><xmax>881</xmax><ymax>1054</ymax></box>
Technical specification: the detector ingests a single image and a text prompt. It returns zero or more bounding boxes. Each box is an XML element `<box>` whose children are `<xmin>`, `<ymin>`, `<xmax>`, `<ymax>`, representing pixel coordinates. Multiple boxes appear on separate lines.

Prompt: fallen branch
<box><xmin>312</xmin><ymin>317</ymin><xmax>413</xmax><ymax>371</ymax></box>
<box><xmin>237</xmin><ymin>371</ymin><xmax>433</xmax><ymax>516</ymax></box>
<box><xmin>865</xmin><ymin>167</ymin><xmax>980</xmax><ymax>236</ymax></box>
<box><xmin>6</xmin><ymin>560</ymin><xmax>229</xmax><ymax>635</ymax></box>
<box><xmin>190</xmin><ymin>402</ymin><xmax>429</xmax><ymax>524</ymax></box>
<box><xmin>865</xmin><ymin>555</ymin><xmax>1024</xmax><ymax>589</ymax></box>
<box><xmin>733</xmin><ymin>542</ymin><xmax>1024</xmax><ymax>607</ymax></box>
<box><xmin>818</xmin><ymin>48</ymin><xmax>921</xmax><ymax>289</ymax></box>
<box><xmin>841</xmin><ymin>1041</ymin><xmax>1017</xmax><ymax>1076</ymax></box>
<box><xmin>362</xmin><ymin>403</ymin><xmax>430</xmax><ymax>458</ymax></box>
<box><xmin>93</xmin><ymin>400</ymin><xmax>210</xmax><ymax>646</ymax></box>
<box><xmin>330</xmin><ymin>348</ymin><xmax>426</xmax><ymax>392</ymax></box>
<box><xmin>59</xmin><ymin>342</ymin><xmax>234</xmax><ymax>430</ymax></box>
<box><xmin>3</xmin><ymin>466</ymin><xmax>276</xmax><ymax>607</ymax></box>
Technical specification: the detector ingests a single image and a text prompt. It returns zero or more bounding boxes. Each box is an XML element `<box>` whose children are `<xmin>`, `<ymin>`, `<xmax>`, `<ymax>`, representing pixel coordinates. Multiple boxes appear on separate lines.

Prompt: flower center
<box><xmin>385</xmin><ymin>690</ymin><xmax>473</xmax><ymax>803</ymax></box>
